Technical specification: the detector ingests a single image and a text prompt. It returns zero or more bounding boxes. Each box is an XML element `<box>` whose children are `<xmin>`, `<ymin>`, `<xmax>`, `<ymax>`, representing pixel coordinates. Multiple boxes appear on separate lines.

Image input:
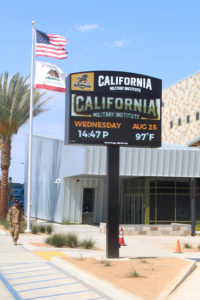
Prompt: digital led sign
<box><xmin>65</xmin><ymin>71</ymin><xmax>162</xmax><ymax>147</ymax></box>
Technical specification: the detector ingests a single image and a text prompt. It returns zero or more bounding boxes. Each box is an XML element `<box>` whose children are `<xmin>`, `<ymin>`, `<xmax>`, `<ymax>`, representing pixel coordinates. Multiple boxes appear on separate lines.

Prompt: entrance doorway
<box><xmin>82</xmin><ymin>188</ymin><xmax>95</xmax><ymax>224</ymax></box>
<box><xmin>123</xmin><ymin>193</ymin><xmax>144</xmax><ymax>224</ymax></box>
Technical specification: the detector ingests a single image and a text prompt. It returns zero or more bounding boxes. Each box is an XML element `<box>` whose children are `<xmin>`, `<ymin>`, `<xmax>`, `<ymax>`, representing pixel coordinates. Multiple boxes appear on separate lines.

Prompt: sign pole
<box><xmin>191</xmin><ymin>178</ymin><xmax>196</xmax><ymax>236</ymax></box>
<box><xmin>106</xmin><ymin>145</ymin><xmax>120</xmax><ymax>258</ymax></box>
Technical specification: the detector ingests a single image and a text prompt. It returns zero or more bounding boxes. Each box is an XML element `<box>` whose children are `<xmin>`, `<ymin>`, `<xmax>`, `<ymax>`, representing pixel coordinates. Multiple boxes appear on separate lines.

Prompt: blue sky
<box><xmin>0</xmin><ymin>0</ymin><xmax>200</xmax><ymax>183</ymax></box>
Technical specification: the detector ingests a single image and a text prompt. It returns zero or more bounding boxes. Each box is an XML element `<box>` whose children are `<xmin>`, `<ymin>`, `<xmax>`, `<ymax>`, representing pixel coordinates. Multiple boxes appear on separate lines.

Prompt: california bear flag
<box><xmin>35</xmin><ymin>61</ymin><xmax>66</xmax><ymax>92</ymax></box>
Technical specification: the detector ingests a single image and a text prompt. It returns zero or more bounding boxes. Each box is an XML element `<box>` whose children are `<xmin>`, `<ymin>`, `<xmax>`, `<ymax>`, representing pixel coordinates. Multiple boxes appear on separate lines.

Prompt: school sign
<box><xmin>65</xmin><ymin>71</ymin><xmax>162</xmax><ymax>147</ymax></box>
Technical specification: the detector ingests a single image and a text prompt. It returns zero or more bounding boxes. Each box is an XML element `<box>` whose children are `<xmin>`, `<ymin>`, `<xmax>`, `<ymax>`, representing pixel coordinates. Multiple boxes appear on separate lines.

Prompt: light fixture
<box><xmin>54</xmin><ymin>178</ymin><xmax>61</xmax><ymax>184</ymax></box>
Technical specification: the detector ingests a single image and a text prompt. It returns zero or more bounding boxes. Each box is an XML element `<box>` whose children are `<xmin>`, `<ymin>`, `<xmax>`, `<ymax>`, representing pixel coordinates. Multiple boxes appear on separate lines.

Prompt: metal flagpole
<box><xmin>26</xmin><ymin>21</ymin><xmax>35</xmax><ymax>232</ymax></box>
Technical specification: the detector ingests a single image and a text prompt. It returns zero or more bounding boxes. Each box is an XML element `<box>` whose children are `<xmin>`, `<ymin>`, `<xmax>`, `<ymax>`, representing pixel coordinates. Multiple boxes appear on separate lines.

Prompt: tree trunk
<box><xmin>0</xmin><ymin>140</ymin><xmax>11</xmax><ymax>219</ymax></box>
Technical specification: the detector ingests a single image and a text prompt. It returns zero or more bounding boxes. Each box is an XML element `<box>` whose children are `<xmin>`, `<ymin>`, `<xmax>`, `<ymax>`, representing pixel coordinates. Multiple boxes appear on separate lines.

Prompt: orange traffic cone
<box><xmin>119</xmin><ymin>227</ymin><xmax>126</xmax><ymax>246</ymax></box>
<box><xmin>175</xmin><ymin>239</ymin><xmax>181</xmax><ymax>253</ymax></box>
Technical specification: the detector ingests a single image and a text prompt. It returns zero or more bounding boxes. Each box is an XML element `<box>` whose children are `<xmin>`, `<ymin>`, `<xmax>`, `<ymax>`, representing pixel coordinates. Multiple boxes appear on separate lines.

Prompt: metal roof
<box><xmin>83</xmin><ymin>143</ymin><xmax>200</xmax><ymax>178</ymax></box>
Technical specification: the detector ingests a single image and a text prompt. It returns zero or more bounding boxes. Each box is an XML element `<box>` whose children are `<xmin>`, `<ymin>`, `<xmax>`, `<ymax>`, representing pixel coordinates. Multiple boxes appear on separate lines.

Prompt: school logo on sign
<box><xmin>71</xmin><ymin>72</ymin><xmax>94</xmax><ymax>91</ymax></box>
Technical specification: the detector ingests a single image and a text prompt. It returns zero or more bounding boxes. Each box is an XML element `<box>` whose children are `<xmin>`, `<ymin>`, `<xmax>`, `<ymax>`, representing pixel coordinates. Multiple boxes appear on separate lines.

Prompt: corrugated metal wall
<box><xmin>29</xmin><ymin>137</ymin><xmax>64</xmax><ymax>222</ymax></box>
<box><xmin>83</xmin><ymin>145</ymin><xmax>200</xmax><ymax>178</ymax></box>
<box><xmin>24</xmin><ymin>135</ymin><xmax>200</xmax><ymax>223</ymax></box>
<box><xmin>120</xmin><ymin>147</ymin><xmax>200</xmax><ymax>177</ymax></box>
<box><xmin>63</xmin><ymin>177</ymin><xmax>107</xmax><ymax>223</ymax></box>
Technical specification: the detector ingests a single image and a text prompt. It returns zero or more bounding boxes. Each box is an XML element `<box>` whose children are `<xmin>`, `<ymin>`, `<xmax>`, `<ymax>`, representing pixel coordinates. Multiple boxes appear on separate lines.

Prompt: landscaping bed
<box><xmin>60</xmin><ymin>256</ymin><xmax>191</xmax><ymax>300</ymax></box>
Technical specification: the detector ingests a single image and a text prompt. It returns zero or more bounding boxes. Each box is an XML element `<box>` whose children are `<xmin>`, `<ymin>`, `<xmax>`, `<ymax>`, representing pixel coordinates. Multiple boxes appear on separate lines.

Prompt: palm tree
<box><xmin>0</xmin><ymin>72</ymin><xmax>50</xmax><ymax>219</ymax></box>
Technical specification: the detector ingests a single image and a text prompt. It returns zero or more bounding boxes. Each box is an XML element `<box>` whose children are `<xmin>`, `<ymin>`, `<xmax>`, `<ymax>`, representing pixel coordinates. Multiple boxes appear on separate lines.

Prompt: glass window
<box><xmin>148</xmin><ymin>178</ymin><xmax>200</xmax><ymax>223</ymax></box>
<box><xmin>82</xmin><ymin>188</ymin><xmax>95</xmax><ymax>212</ymax></box>
<box><xmin>178</xmin><ymin>118</ymin><xmax>181</xmax><ymax>126</ymax></box>
<box><xmin>170</xmin><ymin>121</ymin><xmax>173</xmax><ymax>128</ymax></box>
<box><xmin>150</xmin><ymin>195</ymin><xmax>155</xmax><ymax>221</ymax></box>
<box><xmin>157</xmin><ymin>180</ymin><xmax>175</xmax><ymax>188</ymax></box>
<box><xmin>157</xmin><ymin>195</ymin><xmax>174</xmax><ymax>221</ymax></box>
<box><xmin>123</xmin><ymin>178</ymin><xmax>144</xmax><ymax>194</ymax></box>
<box><xmin>196</xmin><ymin>195</ymin><xmax>200</xmax><ymax>220</ymax></box>
<box><xmin>176</xmin><ymin>180</ymin><xmax>190</xmax><ymax>188</ymax></box>
<box><xmin>186</xmin><ymin>115</ymin><xmax>190</xmax><ymax>123</ymax></box>
<box><xmin>176</xmin><ymin>195</ymin><xmax>190</xmax><ymax>221</ymax></box>
<box><xmin>157</xmin><ymin>180</ymin><xmax>175</xmax><ymax>193</ymax></box>
<box><xmin>196</xmin><ymin>112</ymin><xmax>199</xmax><ymax>121</ymax></box>
<box><xmin>176</xmin><ymin>180</ymin><xmax>190</xmax><ymax>194</ymax></box>
<box><xmin>150</xmin><ymin>181</ymin><xmax>156</xmax><ymax>193</ymax></box>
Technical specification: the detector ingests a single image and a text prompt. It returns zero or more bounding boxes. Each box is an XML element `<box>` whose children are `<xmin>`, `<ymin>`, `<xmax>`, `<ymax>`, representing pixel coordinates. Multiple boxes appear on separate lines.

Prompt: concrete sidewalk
<box><xmin>1</xmin><ymin>223</ymin><xmax>200</xmax><ymax>299</ymax></box>
<box><xmin>0</xmin><ymin>234</ymin><xmax>111</xmax><ymax>300</ymax></box>
<box><xmin>168</xmin><ymin>262</ymin><xmax>200</xmax><ymax>300</ymax></box>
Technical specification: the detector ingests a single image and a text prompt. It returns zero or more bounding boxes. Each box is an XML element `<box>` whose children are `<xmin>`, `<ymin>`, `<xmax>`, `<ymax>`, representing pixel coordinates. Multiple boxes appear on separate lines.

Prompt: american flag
<box><xmin>36</xmin><ymin>30</ymin><xmax>68</xmax><ymax>59</ymax></box>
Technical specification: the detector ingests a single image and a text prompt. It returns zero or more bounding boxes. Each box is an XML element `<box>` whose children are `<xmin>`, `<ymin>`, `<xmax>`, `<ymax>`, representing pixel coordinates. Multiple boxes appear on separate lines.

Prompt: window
<box><xmin>178</xmin><ymin>118</ymin><xmax>181</xmax><ymax>126</ymax></box>
<box><xmin>196</xmin><ymin>112</ymin><xmax>199</xmax><ymax>121</ymax></box>
<box><xmin>157</xmin><ymin>195</ymin><xmax>174</xmax><ymax>221</ymax></box>
<box><xmin>82</xmin><ymin>188</ymin><xmax>95</xmax><ymax>213</ymax></box>
<box><xmin>170</xmin><ymin>121</ymin><xmax>173</xmax><ymax>128</ymax></box>
<box><xmin>186</xmin><ymin>115</ymin><xmax>190</xmax><ymax>123</ymax></box>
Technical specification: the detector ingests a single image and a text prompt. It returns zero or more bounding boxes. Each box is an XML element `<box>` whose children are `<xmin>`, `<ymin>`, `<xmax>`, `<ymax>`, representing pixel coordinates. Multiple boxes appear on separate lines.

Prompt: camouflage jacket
<box><xmin>7</xmin><ymin>206</ymin><xmax>24</xmax><ymax>225</ymax></box>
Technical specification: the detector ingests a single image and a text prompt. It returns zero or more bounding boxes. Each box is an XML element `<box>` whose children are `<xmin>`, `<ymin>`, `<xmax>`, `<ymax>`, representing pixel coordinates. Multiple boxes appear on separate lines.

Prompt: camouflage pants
<box><xmin>10</xmin><ymin>224</ymin><xmax>20</xmax><ymax>242</ymax></box>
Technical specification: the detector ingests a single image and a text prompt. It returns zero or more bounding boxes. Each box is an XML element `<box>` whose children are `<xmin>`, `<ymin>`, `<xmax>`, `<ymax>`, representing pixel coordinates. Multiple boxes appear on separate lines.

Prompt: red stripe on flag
<box><xmin>36</xmin><ymin>53</ymin><xmax>68</xmax><ymax>59</ymax></box>
<box><xmin>36</xmin><ymin>44</ymin><xmax>66</xmax><ymax>50</ymax></box>
<box><xmin>35</xmin><ymin>84</ymin><xmax>66</xmax><ymax>93</ymax></box>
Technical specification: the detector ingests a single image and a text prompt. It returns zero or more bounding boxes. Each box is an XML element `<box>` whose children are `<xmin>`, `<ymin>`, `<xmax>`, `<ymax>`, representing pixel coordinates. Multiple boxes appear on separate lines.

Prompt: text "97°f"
<box><xmin>135</xmin><ymin>133</ymin><xmax>155</xmax><ymax>141</ymax></box>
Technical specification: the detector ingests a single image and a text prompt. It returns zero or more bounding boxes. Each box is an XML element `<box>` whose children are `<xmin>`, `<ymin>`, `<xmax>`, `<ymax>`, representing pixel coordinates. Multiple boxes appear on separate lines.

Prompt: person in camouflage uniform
<box><xmin>7</xmin><ymin>199</ymin><xmax>24</xmax><ymax>245</ymax></box>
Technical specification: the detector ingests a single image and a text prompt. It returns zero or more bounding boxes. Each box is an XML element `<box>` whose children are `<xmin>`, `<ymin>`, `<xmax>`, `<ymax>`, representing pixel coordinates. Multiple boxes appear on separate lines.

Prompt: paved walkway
<box><xmin>167</xmin><ymin>252</ymin><xmax>200</xmax><ymax>300</ymax></box>
<box><xmin>168</xmin><ymin>262</ymin><xmax>200</xmax><ymax>300</ymax></box>
<box><xmin>0</xmin><ymin>235</ymin><xmax>110</xmax><ymax>300</ymax></box>
<box><xmin>1</xmin><ymin>223</ymin><xmax>200</xmax><ymax>300</ymax></box>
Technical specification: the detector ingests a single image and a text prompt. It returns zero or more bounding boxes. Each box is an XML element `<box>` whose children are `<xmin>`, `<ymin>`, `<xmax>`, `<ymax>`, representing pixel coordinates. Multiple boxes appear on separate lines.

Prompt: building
<box><xmin>24</xmin><ymin>135</ymin><xmax>200</xmax><ymax>225</ymax></box>
<box><xmin>162</xmin><ymin>71</ymin><xmax>200</xmax><ymax>145</ymax></box>
<box><xmin>9</xmin><ymin>183</ymin><xmax>24</xmax><ymax>208</ymax></box>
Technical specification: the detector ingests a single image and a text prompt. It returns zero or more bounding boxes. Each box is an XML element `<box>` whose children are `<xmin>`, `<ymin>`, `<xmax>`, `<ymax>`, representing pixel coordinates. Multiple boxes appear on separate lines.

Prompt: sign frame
<box><xmin>65</xmin><ymin>70</ymin><xmax>162</xmax><ymax>147</ymax></box>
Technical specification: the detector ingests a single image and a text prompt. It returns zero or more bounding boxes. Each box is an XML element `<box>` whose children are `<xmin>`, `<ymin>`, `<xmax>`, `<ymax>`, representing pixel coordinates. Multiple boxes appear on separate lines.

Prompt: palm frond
<box><xmin>0</xmin><ymin>71</ymin><xmax>51</xmax><ymax>139</ymax></box>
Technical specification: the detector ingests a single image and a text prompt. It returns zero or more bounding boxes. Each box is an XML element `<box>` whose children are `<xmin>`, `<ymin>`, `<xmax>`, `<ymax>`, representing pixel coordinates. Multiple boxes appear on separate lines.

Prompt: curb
<box><xmin>155</xmin><ymin>259</ymin><xmax>196</xmax><ymax>300</ymax></box>
<box><xmin>23</xmin><ymin>242</ymin><xmax>65</xmax><ymax>252</ymax></box>
<box><xmin>22</xmin><ymin>243</ymin><xmax>104</xmax><ymax>256</ymax></box>
<box><xmin>51</xmin><ymin>256</ymin><xmax>143</xmax><ymax>300</ymax></box>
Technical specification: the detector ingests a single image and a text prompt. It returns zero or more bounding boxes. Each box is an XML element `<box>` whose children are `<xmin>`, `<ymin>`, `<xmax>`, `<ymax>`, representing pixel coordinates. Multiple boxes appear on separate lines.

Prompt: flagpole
<box><xmin>26</xmin><ymin>21</ymin><xmax>35</xmax><ymax>232</ymax></box>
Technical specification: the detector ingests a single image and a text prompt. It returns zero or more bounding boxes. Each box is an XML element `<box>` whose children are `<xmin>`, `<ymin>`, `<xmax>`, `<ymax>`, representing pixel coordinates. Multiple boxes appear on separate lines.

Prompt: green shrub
<box><xmin>63</xmin><ymin>219</ymin><xmax>70</xmax><ymax>225</ymax></box>
<box><xmin>38</xmin><ymin>225</ymin><xmax>46</xmax><ymax>233</ymax></box>
<box><xmin>197</xmin><ymin>244</ymin><xmax>200</xmax><ymax>251</ymax></box>
<box><xmin>45</xmin><ymin>236</ymin><xmax>52</xmax><ymax>244</ymax></box>
<box><xmin>45</xmin><ymin>233</ymin><xmax>79</xmax><ymax>248</ymax></box>
<box><xmin>80</xmin><ymin>238</ymin><xmax>95</xmax><ymax>249</ymax></box>
<box><xmin>46</xmin><ymin>225</ymin><xmax>53</xmax><ymax>234</ymax></box>
<box><xmin>104</xmin><ymin>260</ymin><xmax>111</xmax><ymax>267</ymax></box>
<box><xmin>99</xmin><ymin>258</ymin><xmax>111</xmax><ymax>266</ymax></box>
<box><xmin>128</xmin><ymin>268</ymin><xmax>140</xmax><ymax>277</ymax></box>
<box><xmin>0</xmin><ymin>218</ymin><xmax>9</xmax><ymax>230</ymax></box>
<box><xmin>30</xmin><ymin>222</ymin><xmax>35</xmax><ymax>229</ymax></box>
<box><xmin>31</xmin><ymin>225</ymin><xmax>39</xmax><ymax>234</ymax></box>
<box><xmin>46</xmin><ymin>234</ymin><xmax>65</xmax><ymax>247</ymax></box>
<box><xmin>140</xmin><ymin>259</ymin><xmax>148</xmax><ymax>264</ymax></box>
<box><xmin>64</xmin><ymin>233</ymin><xmax>79</xmax><ymax>248</ymax></box>
<box><xmin>184</xmin><ymin>242</ymin><xmax>193</xmax><ymax>249</ymax></box>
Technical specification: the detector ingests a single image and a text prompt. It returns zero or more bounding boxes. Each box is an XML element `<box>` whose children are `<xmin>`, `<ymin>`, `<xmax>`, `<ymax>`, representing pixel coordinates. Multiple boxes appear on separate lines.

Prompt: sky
<box><xmin>0</xmin><ymin>0</ymin><xmax>200</xmax><ymax>183</ymax></box>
